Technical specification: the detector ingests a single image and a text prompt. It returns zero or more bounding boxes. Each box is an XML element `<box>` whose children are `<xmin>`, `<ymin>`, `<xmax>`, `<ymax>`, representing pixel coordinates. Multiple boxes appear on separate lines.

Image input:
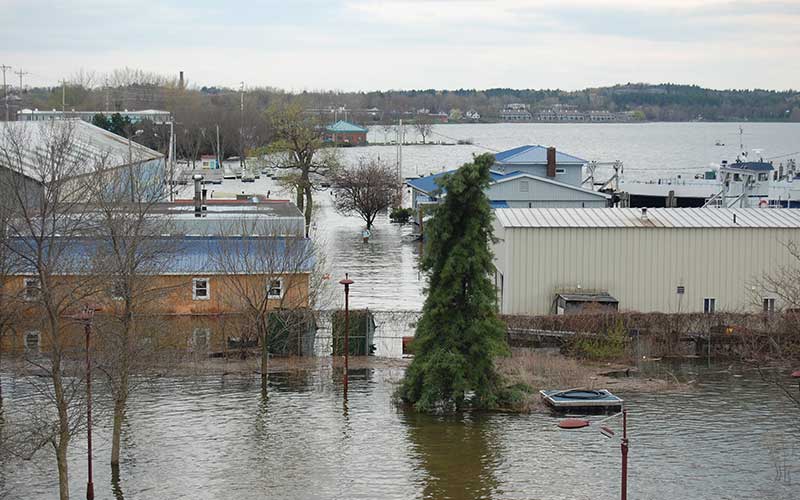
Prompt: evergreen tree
<box><xmin>91</xmin><ymin>113</ymin><xmax>110</xmax><ymax>131</ymax></box>
<box><xmin>399</xmin><ymin>153</ymin><xmax>508</xmax><ymax>412</ymax></box>
<box><xmin>109</xmin><ymin>112</ymin><xmax>133</xmax><ymax>137</ymax></box>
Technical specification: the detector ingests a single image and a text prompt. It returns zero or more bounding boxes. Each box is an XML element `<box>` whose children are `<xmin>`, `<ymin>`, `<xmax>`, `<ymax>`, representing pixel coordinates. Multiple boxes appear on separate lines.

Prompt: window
<box><xmin>192</xmin><ymin>278</ymin><xmax>210</xmax><ymax>300</ymax></box>
<box><xmin>519</xmin><ymin>180</ymin><xmax>529</xmax><ymax>193</ymax></box>
<box><xmin>556</xmin><ymin>168</ymin><xmax>566</xmax><ymax>175</ymax></box>
<box><xmin>758</xmin><ymin>173</ymin><xmax>769</xmax><ymax>182</ymax></box>
<box><xmin>703</xmin><ymin>297</ymin><xmax>716</xmax><ymax>314</ymax></box>
<box><xmin>267</xmin><ymin>278</ymin><xmax>283</xmax><ymax>299</ymax></box>
<box><xmin>25</xmin><ymin>331</ymin><xmax>40</xmax><ymax>352</ymax></box>
<box><xmin>763</xmin><ymin>298</ymin><xmax>776</xmax><ymax>313</ymax></box>
<box><xmin>192</xmin><ymin>327</ymin><xmax>210</xmax><ymax>351</ymax></box>
<box><xmin>24</xmin><ymin>278</ymin><xmax>40</xmax><ymax>301</ymax></box>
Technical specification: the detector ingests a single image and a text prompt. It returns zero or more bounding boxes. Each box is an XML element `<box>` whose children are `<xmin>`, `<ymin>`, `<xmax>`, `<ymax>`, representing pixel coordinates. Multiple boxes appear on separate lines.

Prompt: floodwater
<box><xmin>207</xmin><ymin>122</ymin><xmax>800</xmax><ymax>314</ymax></box>
<box><xmin>1</xmin><ymin>361</ymin><xmax>798</xmax><ymax>499</ymax></box>
<box><xmin>5</xmin><ymin>123</ymin><xmax>797</xmax><ymax>499</ymax></box>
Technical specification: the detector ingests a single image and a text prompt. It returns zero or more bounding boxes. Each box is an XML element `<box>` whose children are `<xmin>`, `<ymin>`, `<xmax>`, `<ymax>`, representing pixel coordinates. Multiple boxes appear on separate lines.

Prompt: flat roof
<box><xmin>495</xmin><ymin>208</ymin><xmax>800</xmax><ymax>229</ymax></box>
<box><xmin>70</xmin><ymin>199</ymin><xmax>304</xmax><ymax>219</ymax></box>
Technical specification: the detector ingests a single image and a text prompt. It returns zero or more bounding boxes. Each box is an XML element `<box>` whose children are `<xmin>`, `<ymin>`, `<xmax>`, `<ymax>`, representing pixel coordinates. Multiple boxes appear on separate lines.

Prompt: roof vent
<box><xmin>641</xmin><ymin>207</ymin><xmax>648</xmax><ymax>219</ymax></box>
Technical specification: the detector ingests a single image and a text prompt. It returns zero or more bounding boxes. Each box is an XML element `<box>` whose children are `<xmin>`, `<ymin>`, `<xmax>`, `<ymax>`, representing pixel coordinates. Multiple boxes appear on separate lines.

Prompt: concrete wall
<box><xmin>493</xmin><ymin>224</ymin><xmax>800</xmax><ymax>315</ymax></box>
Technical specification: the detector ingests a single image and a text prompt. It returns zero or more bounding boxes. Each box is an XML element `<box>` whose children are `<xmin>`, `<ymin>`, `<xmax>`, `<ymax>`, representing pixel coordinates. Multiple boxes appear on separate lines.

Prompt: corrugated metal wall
<box><xmin>487</xmin><ymin>178</ymin><xmax>608</xmax><ymax>207</ymax></box>
<box><xmin>494</xmin><ymin>224</ymin><xmax>800</xmax><ymax>315</ymax></box>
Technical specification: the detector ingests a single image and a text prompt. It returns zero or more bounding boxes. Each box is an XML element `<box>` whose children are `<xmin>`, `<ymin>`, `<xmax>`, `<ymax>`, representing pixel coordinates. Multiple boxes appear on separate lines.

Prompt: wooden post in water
<box><xmin>621</xmin><ymin>409</ymin><xmax>628</xmax><ymax>500</ymax></box>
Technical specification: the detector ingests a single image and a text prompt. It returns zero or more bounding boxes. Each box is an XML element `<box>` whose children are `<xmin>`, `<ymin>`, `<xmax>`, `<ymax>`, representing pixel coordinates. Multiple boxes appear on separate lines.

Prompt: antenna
<box><xmin>739</xmin><ymin>126</ymin><xmax>744</xmax><ymax>155</ymax></box>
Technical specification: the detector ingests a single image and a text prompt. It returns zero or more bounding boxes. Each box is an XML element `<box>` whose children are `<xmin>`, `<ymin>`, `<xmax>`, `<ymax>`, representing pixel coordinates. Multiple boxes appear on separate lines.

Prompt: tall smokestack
<box><xmin>193</xmin><ymin>174</ymin><xmax>203</xmax><ymax>217</ymax></box>
<box><xmin>179</xmin><ymin>71</ymin><xmax>184</xmax><ymax>89</ymax></box>
<box><xmin>547</xmin><ymin>147</ymin><xmax>557</xmax><ymax>177</ymax></box>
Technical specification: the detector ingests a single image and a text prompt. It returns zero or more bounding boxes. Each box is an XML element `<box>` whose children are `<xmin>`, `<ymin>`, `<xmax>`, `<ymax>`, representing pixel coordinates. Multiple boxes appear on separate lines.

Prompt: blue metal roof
<box><xmin>326</xmin><ymin>120</ymin><xmax>368</xmax><ymax>133</ymax></box>
<box><xmin>407</xmin><ymin>169</ymin><xmax>519</xmax><ymax>195</ymax></box>
<box><xmin>9</xmin><ymin>236</ymin><xmax>315</xmax><ymax>275</ymax></box>
<box><xmin>494</xmin><ymin>145</ymin><xmax>587</xmax><ymax>165</ymax></box>
<box><xmin>490</xmin><ymin>200</ymin><xmax>509</xmax><ymax>209</ymax></box>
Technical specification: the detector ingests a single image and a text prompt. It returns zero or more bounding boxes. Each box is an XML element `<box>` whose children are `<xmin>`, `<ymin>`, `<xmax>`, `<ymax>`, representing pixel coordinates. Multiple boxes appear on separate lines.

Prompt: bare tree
<box><xmin>263</xmin><ymin>102</ymin><xmax>340</xmax><ymax>236</ymax></box>
<box><xmin>332</xmin><ymin>157</ymin><xmax>399</xmax><ymax>230</ymax></box>
<box><xmin>0</xmin><ymin>121</ymin><xmax>104</xmax><ymax>500</ymax></box>
<box><xmin>749</xmin><ymin>240</ymin><xmax>800</xmax><ymax>410</ymax></box>
<box><xmin>210</xmin><ymin>219</ymin><xmax>322</xmax><ymax>393</ymax></box>
<box><xmin>86</xmin><ymin>154</ymin><xmax>179</xmax><ymax>469</ymax></box>
<box><xmin>413</xmin><ymin>114</ymin><xmax>434</xmax><ymax>144</ymax></box>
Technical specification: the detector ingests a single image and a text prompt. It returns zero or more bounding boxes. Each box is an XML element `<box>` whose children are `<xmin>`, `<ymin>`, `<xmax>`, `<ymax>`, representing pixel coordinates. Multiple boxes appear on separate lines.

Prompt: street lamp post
<box><xmin>339</xmin><ymin>274</ymin><xmax>354</xmax><ymax>393</ymax></box>
<box><xmin>74</xmin><ymin>305</ymin><xmax>98</xmax><ymax>500</ymax></box>
<box><xmin>559</xmin><ymin>408</ymin><xmax>629</xmax><ymax>500</ymax></box>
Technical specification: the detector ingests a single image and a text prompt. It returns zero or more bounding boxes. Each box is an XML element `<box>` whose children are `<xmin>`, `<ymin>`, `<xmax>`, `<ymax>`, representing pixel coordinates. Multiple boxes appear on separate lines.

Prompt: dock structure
<box><xmin>540</xmin><ymin>389</ymin><xmax>624</xmax><ymax>413</ymax></box>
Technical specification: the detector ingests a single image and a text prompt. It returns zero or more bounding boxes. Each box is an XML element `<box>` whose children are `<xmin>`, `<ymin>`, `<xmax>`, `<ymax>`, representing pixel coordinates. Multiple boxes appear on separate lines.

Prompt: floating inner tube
<box><xmin>555</xmin><ymin>390</ymin><xmax>607</xmax><ymax>400</ymax></box>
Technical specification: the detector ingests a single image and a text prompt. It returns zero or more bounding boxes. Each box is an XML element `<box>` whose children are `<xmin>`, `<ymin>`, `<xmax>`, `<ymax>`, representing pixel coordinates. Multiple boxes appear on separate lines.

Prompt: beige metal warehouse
<box><xmin>492</xmin><ymin>208</ymin><xmax>800</xmax><ymax>315</ymax></box>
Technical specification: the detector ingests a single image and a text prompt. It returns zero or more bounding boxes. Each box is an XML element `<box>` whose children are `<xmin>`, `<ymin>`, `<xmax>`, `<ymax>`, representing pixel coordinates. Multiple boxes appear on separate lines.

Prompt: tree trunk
<box><xmin>56</xmin><ymin>437</ymin><xmax>70</xmax><ymax>500</ymax></box>
<box><xmin>110</xmin><ymin>394</ymin><xmax>125</xmax><ymax>466</ymax></box>
<box><xmin>304</xmin><ymin>185</ymin><xmax>313</xmax><ymax>238</ymax></box>
<box><xmin>260</xmin><ymin>320</ymin><xmax>269</xmax><ymax>394</ymax></box>
<box><xmin>53</xmin><ymin>368</ymin><xmax>71</xmax><ymax>500</ymax></box>
<box><xmin>295</xmin><ymin>184</ymin><xmax>304</xmax><ymax>212</ymax></box>
<box><xmin>112</xmin><ymin>312</ymin><xmax>132</xmax><ymax>466</ymax></box>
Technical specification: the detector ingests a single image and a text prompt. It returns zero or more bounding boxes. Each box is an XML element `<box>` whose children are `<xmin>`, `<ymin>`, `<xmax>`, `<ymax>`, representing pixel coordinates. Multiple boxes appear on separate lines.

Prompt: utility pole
<box><xmin>61</xmin><ymin>79</ymin><xmax>67</xmax><ymax>114</ymax></box>
<box><xmin>216</xmin><ymin>124</ymin><xmax>221</xmax><ymax>170</ymax></box>
<box><xmin>239</xmin><ymin>82</ymin><xmax>245</xmax><ymax>172</ymax></box>
<box><xmin>14</xmin><ymin>68</ymin><xmax>28</xmax><ymax>95</ymax></box>
<box><xmin>0</xmin><ymin>65</ymin><xmax>11</xmax><ymax>122</ymax></box>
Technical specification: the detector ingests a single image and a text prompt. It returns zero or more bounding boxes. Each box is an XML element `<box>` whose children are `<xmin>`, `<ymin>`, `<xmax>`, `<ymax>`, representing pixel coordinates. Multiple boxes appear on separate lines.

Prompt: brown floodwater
<box><xmin>1</xmin><ymin>360</ymin><xmax>798</xmax><ymax>500</ymax></box>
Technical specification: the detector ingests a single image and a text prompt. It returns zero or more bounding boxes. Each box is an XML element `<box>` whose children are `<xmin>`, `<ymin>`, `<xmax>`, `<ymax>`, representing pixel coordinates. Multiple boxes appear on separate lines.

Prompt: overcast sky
<box><xmin>3</xmin><ymin>0</ymin><xmax>798</xmax><ymax>91</ymax></box>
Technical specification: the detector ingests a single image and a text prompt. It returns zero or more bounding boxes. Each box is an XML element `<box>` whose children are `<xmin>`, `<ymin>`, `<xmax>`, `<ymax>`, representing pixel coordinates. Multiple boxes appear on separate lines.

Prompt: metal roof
<box><xmin>0</xmin><ymin>120</ymin><xmax>163</xmax><ymax>182</ymax></box>
<box><xmin>326</xmin><ymin>120</ymin><xmax>368</xmax><ymax>133</ymax></box>
<box><xmin>494</xmin><ymin>145</ymin><xmax>587</xmax><ymax>165</ymax></box>
<box><xmin>723</xmin><ymin>161</ymin><xmax>774</xmax><ymax>172</ymax></box>
<box><xmin>9</xmin><ymin>236</ymin><xmax>315</xmax><ymax>275</ymax></box>
<box><xmin>495</xmin><ymin>208</ymin><xmax>800</xmax><ymax>229</ymax></box>
<box><xmin>407</xmin><ymin>169</ymin><xmax>609</xmax><ymax>200</ymax></box>
<box><xmin>557</xmin><ymin>292</ymin><xmax>619</xmax><ymax>303</ymax></box>
<box><xmin>406</xmin><ymin>169</ymin><xmax>510</xmax><ymax>195</ymax></box>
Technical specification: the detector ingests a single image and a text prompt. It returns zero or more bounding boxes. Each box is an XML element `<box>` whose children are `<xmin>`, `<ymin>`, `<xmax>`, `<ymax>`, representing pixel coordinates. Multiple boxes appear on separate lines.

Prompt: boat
<box><xmin>540</xmin><ymin>389</ymin><xmax>624</xmax><ymax>413</ymax></box>
<box><xmin>618</xmin><ymin>157</ymin><xmax>800</xmax><ymax>208</ymax></box>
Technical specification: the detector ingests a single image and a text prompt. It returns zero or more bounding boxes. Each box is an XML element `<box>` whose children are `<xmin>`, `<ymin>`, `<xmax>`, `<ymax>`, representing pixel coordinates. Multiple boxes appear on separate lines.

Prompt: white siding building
<box><xmin>492</xmin><ymin>208</ymin><xmax>800</xmax><ymax>315</ymax></box>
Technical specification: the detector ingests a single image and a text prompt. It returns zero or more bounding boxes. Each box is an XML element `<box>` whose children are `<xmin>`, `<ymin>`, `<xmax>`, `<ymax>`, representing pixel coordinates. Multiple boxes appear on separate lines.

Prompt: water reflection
<box><xmin>404</xmin><ymin>412</ymin><xmax>499</xmax><ymax>500</ymax></box>
<box><xmin>111</xmin><ymin>465</ymin><xmax>125</xmax><ymax>500</ymax></box>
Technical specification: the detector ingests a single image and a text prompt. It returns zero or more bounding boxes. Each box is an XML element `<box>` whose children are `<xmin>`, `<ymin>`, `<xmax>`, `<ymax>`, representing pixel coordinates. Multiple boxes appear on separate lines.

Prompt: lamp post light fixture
<box><xmin>558</xmin><ymin>409</ymin><xmax>629</xmax><ymax>500</ymax></box>
<box><xmin>339</xmin><ymin>273</ymin><xmax>354</xmax><ymax>393</ymax></box>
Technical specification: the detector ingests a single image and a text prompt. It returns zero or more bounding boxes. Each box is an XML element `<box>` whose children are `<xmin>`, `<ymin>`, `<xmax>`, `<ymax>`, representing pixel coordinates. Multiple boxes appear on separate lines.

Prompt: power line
<box><xmin>766</xmin><ymin>151</ymin><xmax>800</xmax><ymax>161</ymax></box>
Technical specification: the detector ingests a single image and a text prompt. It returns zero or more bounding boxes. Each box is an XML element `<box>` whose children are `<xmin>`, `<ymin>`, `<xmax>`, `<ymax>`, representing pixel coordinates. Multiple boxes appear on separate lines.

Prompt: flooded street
<box><xmin>2</xmin><ymin>361</ymin><xmax>798</xmax><ymax>499</ymax></box>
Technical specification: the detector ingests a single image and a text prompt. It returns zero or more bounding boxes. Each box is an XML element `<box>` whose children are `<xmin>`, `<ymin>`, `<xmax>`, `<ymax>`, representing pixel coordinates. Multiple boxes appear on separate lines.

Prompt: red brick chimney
<box><xmin>546</xmin><ymin>147</ymin><xmax>557</xmax><ymax>177</ymax></box>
